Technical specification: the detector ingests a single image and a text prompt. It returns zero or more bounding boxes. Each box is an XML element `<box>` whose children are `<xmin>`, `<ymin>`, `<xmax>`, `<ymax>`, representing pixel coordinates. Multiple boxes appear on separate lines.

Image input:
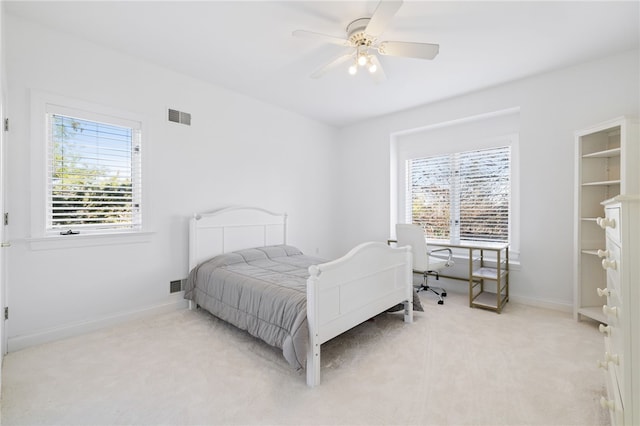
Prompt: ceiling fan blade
<box><xmin>369</xmin><ymin>55</ymin><xmax>387</xmax><ymax>84</ymax></box>
<box><xmin>292</xmin><ymin>30</ymin><xmax>351</xmax><ymax>47</ymax></box>
<box><xmin>311</xmin><ymin>53</ymin><xmax>354</xmax><ymax>79</ymax></box>
<box><xmin>377</xmin><ymin>41</ymin><xmax>439</xmax><ymax>60</ymax></box>
<box><xmin>365</xmin><ymin>0</ymin><xmax>403</xmax><ymax>37</ymax></box>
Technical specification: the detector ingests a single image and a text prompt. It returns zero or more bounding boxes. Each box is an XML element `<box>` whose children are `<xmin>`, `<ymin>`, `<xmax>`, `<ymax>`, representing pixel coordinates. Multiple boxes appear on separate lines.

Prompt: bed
<box><xmin>184</xmin><ymin>206</ymin><xmax>413</xmax><ymax>387</ymax></box>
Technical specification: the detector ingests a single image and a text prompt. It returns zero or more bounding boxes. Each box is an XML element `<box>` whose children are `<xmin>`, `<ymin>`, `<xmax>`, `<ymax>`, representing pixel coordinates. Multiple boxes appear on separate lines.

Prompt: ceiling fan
<box><xmin>292</xmin><ymin>0</ymin><xmax>439</xmax><ymax>81</ymax></box>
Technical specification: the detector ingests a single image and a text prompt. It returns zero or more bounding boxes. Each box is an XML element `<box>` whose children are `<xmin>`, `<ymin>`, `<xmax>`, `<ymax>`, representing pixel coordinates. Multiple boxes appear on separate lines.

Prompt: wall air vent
<box><xmin>169</xmin><ymin>279</ymin><xmax>184</xmax><ymax>293</ymax></box>
<box><xmin>168</xmin><ymin>109</ymin><xmax>191</xmax><ymax>126</ymax></box>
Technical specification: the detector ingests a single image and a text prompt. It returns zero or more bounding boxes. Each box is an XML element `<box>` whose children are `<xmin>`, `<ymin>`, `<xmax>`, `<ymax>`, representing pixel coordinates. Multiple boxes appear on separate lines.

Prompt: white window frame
<box><xmin>30</xmin><ymin>91</ymin><xmax>152</xmax><ymax>249</ymax></box>
<box><xmin>392</xmin><ymin>110</ymin><xmax>520</xmax><ymax>260</ymax></box>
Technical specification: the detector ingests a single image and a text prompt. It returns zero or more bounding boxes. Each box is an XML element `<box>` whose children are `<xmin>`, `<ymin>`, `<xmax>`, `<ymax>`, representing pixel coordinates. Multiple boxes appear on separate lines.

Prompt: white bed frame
<box><xmin>188</xmin><ymin>206</ymin><xmax>413</xmax><ymax>387</ymax></box>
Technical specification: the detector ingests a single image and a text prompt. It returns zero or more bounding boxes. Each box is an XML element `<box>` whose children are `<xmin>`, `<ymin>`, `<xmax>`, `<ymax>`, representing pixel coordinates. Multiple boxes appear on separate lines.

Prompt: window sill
<box><xmin>27</xmin><ymin>231</ymin><xmax>155</xmax><ymax>251</ymax></box>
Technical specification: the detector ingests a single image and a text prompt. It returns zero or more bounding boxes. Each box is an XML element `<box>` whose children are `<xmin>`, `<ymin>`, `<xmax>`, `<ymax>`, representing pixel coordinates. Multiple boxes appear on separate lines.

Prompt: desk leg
<box><xmin>506</xmin><ymin>248</ymin><xmax>510</xmax><ymax>304</ymax></box>
<box><xmin>468</xmin><ymin>248</ymin><xmax>473</xmax><ymax>307</ymax></box>
<box><xmin>496</xmin><ymin>249</ymin><xmax>501</xmax><ymax>312</ymax></box>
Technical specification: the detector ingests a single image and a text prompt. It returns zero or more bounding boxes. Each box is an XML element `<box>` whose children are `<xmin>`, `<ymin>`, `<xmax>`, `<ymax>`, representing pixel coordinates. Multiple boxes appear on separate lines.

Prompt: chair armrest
<box><xmin>429</xmin><ymin>247</ymin><xmax>454</xmax><ymax>265</ymax></box>
<box><xmin>429</xmin><ymin>247</ymin><xmax>452</xmax><ymax>255</ymax></box>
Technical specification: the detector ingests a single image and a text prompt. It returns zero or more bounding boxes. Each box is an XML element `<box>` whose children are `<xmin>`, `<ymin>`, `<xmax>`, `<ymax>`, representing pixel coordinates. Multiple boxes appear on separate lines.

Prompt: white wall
<box><xmin>5</xmin><ymin>15</ymin><xmax>338</xmax><ymax>349</ymax></box>
<box><xmin>334</xmin><ymin>49</ymin><xmax>639</xmax><ymax>310</ymax></box>
<box><xmin>5</xmin><ymin>11</ymin><xmax>638</xmax><ymax>350</ymax></box>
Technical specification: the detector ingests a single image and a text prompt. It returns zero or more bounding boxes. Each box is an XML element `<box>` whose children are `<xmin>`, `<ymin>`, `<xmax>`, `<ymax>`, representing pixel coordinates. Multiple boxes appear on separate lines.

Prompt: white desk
<box><xmin>429</xmin><ymin>241</ymin><xmax>509</xmax><ymax>313</ymax></box>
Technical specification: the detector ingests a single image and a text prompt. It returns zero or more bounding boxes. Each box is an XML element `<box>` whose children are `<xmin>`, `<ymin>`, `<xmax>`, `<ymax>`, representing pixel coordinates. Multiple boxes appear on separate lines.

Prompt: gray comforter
<box><xmin>184</xmin><ymin>245</ymin><xmax>324</xmax><ymax>370</ymax></box>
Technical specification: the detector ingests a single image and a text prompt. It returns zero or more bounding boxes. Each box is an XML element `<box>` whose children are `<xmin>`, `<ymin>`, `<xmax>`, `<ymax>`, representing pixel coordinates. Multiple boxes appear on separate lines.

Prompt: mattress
<box><xmin>184</xmin><ymin>245</ymin><xmax>324</xmax><ymax>370</ymax></box>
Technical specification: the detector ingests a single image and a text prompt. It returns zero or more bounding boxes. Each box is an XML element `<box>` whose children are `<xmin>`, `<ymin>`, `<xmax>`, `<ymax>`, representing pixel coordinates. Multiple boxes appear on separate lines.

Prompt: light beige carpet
<box><xmin>1</xmin><ymin>292</ymin><xmax>609</xmax><ymax>425</ymax></box>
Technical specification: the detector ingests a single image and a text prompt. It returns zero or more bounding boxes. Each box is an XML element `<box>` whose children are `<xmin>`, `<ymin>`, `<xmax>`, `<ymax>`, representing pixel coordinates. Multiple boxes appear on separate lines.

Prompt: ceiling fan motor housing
<box><xmin>346</xmin><ymin>18</ymin><xmax>374</xmax><ymax>46</ymax></box>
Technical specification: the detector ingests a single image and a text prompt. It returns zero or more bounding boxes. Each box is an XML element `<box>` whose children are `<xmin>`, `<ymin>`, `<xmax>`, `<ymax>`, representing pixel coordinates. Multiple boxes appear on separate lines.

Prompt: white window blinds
<box><xmin>407</xmin><ymin>146</ymin><xmax>510</xmax><ymax>243</ymax></box>
<box><xmin>407</xmin><ymin>154</ymin><xmax>452</xmax><ymax>240</ymax></box>
<box><xmin>47</xmin><ymin>113</ymin><xmax>142</xmax><ymax>234</ymax></box>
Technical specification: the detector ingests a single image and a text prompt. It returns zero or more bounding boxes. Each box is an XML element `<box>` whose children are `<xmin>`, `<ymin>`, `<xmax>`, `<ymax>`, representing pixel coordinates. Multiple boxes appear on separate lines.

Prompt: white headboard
<box><xmin>188</xmin><ymin>206</ymin><xmax>288</xmax><ymax>271</ymax></box>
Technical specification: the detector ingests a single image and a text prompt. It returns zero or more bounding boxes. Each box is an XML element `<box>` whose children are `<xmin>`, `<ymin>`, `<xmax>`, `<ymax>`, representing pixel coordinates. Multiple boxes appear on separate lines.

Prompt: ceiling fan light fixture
<box><xmin>357</xmin><ymin>52</ymin><xmax>368</xmax><ymax>67</ymax></box>
<box><xmin>348</xmin><ymin>63</ymin><xmax>358</xmax><ymax>75</ymax></box>
<box><xmin>368</xmin><ymin>61</ymin><xmax>377</xmax><ymax>74</ymax></box>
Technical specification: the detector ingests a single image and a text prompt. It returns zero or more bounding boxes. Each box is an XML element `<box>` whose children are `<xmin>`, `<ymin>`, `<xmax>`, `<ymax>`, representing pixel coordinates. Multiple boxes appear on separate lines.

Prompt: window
<box><xmin>30</xmin><ymin>92</ymin><xmax>147</xmax><ymax>244</ymax></box>
<box><xmin>392</xmin><ymin>109</ymin><xmax>520</xmax><ymax>259</ymax></box>
<box><xmin>46</xmin><ymin>111</ymin><xmax>142</xmax><ymax>234</ymax></box>
<box><xmin>406</xmin><ymin>146</ymin><xmax>511</xmax><ymax>244</ymax></box>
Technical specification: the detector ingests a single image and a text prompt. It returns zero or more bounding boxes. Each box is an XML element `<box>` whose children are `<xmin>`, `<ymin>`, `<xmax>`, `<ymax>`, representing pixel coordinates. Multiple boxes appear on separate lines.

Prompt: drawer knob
<box><xmin>596</xmin><ymin>217</ymin><xmax>616</xmax><ymax>229</ymax></box>
<box><xmin>600</xmin><ymin>396</ymin><xmax>616</xmax><ymax>410</ymax></box>
<box><xmin>596</xmin><ymin>288</ymin><xmax>611</xmax><ymax>297</ymax></box>
<box><xmin>599</xmin><ymin>324</ymin><xmax>611</xmax><ymax>335</ymax></box>
<box><xmin>605</xmin><ymin>351</ymin><xmax>620</xmax><ymax>365</ymax></box>
<box><xmin>597</xmin><ymin>360</ymin><xmax>609</xmax><ymax>371</ymax></box>
<box><xmin>601</xmin><ymin>259</ymin><xmax>617</xmax><ymax>270</ymax></box>
<box><xmin>602</xmin><ymin>305</ymin><xmax>618</xmax><ymax>318</ymax></box>
<box><xmin>597</xmin><ymin>249</ymin><xmax>610</xmax><ymax>258</ymax></box>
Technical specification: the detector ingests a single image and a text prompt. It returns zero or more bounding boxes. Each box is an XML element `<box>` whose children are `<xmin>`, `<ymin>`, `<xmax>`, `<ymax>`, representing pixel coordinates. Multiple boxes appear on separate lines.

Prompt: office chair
<box><xmin>396</xmin><ymin>224</ymin><xmax>454</xmax><ymax>305</ymax></box>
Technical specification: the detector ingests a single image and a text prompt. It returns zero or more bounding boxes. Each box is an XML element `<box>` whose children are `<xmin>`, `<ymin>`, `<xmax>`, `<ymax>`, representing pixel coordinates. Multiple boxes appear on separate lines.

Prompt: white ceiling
<box><xmin>6</xmin><ymin>1</ymin><xmax>639</xmax><ymax>127</ymax></box>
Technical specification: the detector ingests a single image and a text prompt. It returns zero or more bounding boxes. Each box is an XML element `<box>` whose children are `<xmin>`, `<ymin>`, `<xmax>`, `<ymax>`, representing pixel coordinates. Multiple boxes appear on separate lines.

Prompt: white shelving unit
<box><xmin>574</xmin><ymin>117</ymin><xmax>639</xmax><ymax>323</ymax></box>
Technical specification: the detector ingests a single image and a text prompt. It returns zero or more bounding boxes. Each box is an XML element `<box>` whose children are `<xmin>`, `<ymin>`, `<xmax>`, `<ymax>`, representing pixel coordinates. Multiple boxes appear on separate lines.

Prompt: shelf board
<box><xmin>582</xmin><ymin>147</ymin><xmax>621</xmax><ymax>158</ymax></box>
<box><xmin>577</xmin><ymin>306</ymin><xmax>606</xmax><ymax>324</ymax></box>
<box><xmin>472</xmin><ymin>267</ymin><xmax>507</xmax><ymax>280</ymax></box>
<box><xmin>471</xmin><ymin>291</ymin><xmax>508</xmax><ymax>311</ymax></box>
<box><xmin>582</xmin><ymin>180</ymin><xmax>621</xmax><ymax>187</ymax></box>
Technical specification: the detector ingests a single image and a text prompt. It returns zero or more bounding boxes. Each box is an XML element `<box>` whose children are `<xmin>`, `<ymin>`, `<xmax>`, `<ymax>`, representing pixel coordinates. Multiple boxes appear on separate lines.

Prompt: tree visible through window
<box><xmin>407</xmin><ymin>146</ymin><xmax>510</xmax><ymax>244</ymax></box>
<box><xmin>48</xmin><ymin>113</ymin><xmax>142</xmax><ymax>233</ymax></box>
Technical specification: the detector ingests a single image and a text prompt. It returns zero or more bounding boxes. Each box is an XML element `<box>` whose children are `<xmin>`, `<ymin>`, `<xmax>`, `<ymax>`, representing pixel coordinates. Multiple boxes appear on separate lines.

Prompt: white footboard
<box><xmin>306</xmin><ymin>242</ymin><xmax>413</xmax><ymax>387</ymax></box>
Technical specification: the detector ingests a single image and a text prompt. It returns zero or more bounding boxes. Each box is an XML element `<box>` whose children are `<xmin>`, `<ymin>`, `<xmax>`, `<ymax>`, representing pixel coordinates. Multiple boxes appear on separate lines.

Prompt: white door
<box><xmin>0</xmin><ymin>93</ymin><xmax>6</xmax><ymax>357</ymax></box>
<box><xmin>0</xmin><ymin>2</ymin><xmax>7</xmax><ymax>356</ymax></box>
<box><xmin>0</xmin><ymin>3</ymin><xmax>7</xmax><ymax>394</ymax></box>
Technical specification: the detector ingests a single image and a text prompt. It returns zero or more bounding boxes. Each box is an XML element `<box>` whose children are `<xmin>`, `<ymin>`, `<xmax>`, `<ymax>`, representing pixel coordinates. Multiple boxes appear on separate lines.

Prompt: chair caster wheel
<box><xmin>442</xmin><ymin>292</ymin><xmax>447</xmax><ymax>297</ymax></box>
<box><xmin>438</xmin><ymin>300</ymin><xmax>444</xmax><ymax>305</ymax></box>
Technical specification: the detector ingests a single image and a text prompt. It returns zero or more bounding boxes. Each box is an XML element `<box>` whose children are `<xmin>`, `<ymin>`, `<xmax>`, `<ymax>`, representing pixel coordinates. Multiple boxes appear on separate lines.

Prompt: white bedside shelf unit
<box><xmin>574</xmin><ymin>117</ymin><xmax>638</xmax><ymax>323</ymax></box>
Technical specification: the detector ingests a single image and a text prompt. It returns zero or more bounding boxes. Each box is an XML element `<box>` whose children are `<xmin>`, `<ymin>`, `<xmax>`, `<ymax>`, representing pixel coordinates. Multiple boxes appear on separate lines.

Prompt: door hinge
<box><xmin>4</xmin><ymin>118</ymin><xmax>8</xmax><ymax>132</ymax></box>
<box><xmin>4</xmin><ymin>307</ymin><xmax>8</xmax><ymax>320</ymax></box>
<box><xmin>4</xmin><ymin>212</ymin><xmax>8</xmax><ymax>226</ymax></box>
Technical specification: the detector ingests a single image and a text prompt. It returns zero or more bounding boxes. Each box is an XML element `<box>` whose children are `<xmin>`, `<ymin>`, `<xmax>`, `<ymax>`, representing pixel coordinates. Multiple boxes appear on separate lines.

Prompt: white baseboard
<box><xmin>434</xmin><ymin>278</ymin><xmax>573</xmax><ymax>313</ymax></box>
<box><xmin>507</xmin><ymin>295</ymin><xmax>573</xmax><ymax>313</ymax></box>
<box><xmin>7</xmin><ymin>286</ymin><xmax>574</xmax><ymax>353</ymax></box>
<box><xmin>7</xmin><ymin>296</ymin><xmax>189</xmax><ymax>352</ymax></box>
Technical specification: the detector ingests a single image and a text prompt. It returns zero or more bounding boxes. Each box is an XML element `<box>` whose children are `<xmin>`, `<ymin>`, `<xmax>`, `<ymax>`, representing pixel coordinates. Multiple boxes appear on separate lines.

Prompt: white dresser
<box><xmin>597</xmin><ymin>196</ymin><xmax>639</xmax><ymax>425</ymax></box>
